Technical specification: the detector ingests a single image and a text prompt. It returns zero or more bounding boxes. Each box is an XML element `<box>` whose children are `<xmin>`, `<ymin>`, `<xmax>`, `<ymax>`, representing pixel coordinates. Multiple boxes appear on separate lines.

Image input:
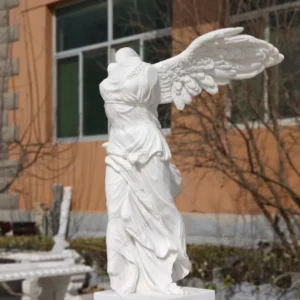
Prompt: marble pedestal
<box><xmin>94</xmin><ymin>288</ymin><xmax>215</xmax><ymax>300</ymax></box>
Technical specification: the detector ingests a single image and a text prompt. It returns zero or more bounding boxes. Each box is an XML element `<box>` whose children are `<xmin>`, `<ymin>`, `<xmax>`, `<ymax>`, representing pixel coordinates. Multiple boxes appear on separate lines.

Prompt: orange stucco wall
<box><xmin>8</xmin><ymin>0</ymin><xmax>300</xmax><ymax>214</ymax></box>
<box><xmin>9</xmin><ymin>0</ymin><xmax>108</xmax><ymax>212</ymax></box>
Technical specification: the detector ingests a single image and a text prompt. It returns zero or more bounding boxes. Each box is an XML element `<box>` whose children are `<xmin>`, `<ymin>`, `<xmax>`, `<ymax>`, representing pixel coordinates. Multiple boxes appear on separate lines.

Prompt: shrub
<box><xmin>0</xmin><ymin>236</ymin><xmax>53</xmax><ymax>251</ymax></box>
<box><xmin>0</xmin><ymin>236</ymin><xmax>299</xmax><ymax>287</ymax></box>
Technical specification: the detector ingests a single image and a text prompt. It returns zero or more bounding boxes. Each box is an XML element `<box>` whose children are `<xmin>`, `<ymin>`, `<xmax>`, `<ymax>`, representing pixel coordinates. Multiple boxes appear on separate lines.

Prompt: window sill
<box><xmin>54</xmin><ymin>127</ymin><xmax>171</xmax><ymax>144</ymax></box>
<box><xmin>54</xmin><ymin>134</ymin><xmax>109</xmax><ymax>144</ymax></box>
<box><xmin>228</xmin><ymin>117</ymin><xmax>299</xmax><ymax>130</ymax></box>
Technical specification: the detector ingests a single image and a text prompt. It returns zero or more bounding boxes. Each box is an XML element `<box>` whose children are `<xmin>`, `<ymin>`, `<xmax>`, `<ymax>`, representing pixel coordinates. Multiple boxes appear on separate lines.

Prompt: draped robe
<box><xmin>99</xmin><ymin>60</ymin><xmax>191</xmax><ymax>294</ymax></box>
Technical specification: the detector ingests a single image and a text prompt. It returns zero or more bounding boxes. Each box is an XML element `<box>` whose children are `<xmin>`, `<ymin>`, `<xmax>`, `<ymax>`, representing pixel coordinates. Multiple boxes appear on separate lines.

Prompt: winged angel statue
<box><xmin>99</xmin><ymin>28</ymin><xmax>283</xmax><ymax>295</ymax></box>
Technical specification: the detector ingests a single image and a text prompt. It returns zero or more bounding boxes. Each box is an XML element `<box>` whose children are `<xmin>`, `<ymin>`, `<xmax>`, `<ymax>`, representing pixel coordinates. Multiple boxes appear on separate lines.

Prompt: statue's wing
<box><xmin>154</xmin><ymin>27</ymin><xmax>284</xmax><ymax>110</ymax></box>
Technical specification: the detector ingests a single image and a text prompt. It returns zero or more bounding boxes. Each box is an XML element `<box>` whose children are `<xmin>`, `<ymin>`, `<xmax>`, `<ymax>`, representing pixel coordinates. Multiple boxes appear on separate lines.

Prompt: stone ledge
<box><xmin>0</xmin><ymin>58</ymin><xmax>18</xmax><ymax>76</ymax></box>
<box><xmin>0</xmin><ymin>209</ymin><xmax>33</xmax><ymax>222</ymax></box>
<box><xmin>0</xmin><ymin>177</ymin><xmax>8</xmax><ymax>190</ymax></box>
<box><xmin>3</xmin><ymin>93</ymin><xmax>18</xmax><ymax>109</ymax></box>
<box><xmin>0</xmin><ymin>44</ymin><xmax>7</xmax><ymax>60</ymax></box>
<box><xmin>0</xmin><ymin>160</ymin><xmax>19</xmax><ymax>177</ymax></box>
<box><xmin>0</xmin><ymin>77</ymin><xmax>7</xmax><ymax>92</ymax></box>
<box><xmin>0</xmin><ymin>153</ymin><xmax>8</xmax><ymax>160</ymax></box>
<box><xmin>0</xmin><ymin>193</ymin><xmax>18</xmax><ymax>210</ymax></box>
<box><xmin>1</xmin><ymin>110</ymin><xmax>7</xmax><ymax>125</ymax></box>
<box><xmin>0</xmin><ymin>10</ymin><xmax>7</xmax><ymax>27</ymax></box>
<box><xmin>2</xmin><ymin>126</ymin><xmax>18</xmax><ymax>143</ymax></box>
<box><xmin>0</xmin><ymin>261</ymin><xmax>92</xmax><ymax>282</ymax></box>
<box><xmin>67</xmin><ymin>212</ymin><xmax>280</xmax><ymax>248</ymax></box>
<box><xmin>0</xmin><ymin>250</ymin><xmax>80</xmax><ymax>262</ymax></box>
<box><xmin>0</xmin><ymin>142</ymin><xmax>8</xmax><ymax>160</ymax></box>
<box><xmin>0</xmin><ymin>0</ymin><xmax>19</xmax><ymax>10</ymax></box>
<box><xmin>0</xmin><ymin>24</ymin><xmax>18</xmax><ymax>44</ymax></box>
<box><xmin>94</xmin><ymin>288</ymin><xmax>215</xmax><ymax>300</ymax></box>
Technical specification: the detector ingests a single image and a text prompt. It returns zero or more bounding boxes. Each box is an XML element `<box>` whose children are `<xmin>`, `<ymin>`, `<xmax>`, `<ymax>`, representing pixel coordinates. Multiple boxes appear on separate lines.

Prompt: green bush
<box><xmin>0</xmin><ymin>236</ymin><xmax>54</xmax><ymax>251</ymax></box>
<box><xmin>0</xmin><ymin>236</ymin><xmax>299</xmax><ymax>287</ymax></box>
<box><xmin>69</xmin><ymin>238</ymin><xmax>107</xmax><ymax>273</ymax></box>
<box><xmin>187</xmin><ymin>243</ymin><xmax>300</xmax><ymax>288</ymax></box>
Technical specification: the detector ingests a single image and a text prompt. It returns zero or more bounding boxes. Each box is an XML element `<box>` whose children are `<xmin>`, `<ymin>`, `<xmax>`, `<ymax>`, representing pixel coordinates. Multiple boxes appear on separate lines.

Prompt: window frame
<box><xmin>53</xmin><ymin>0</ymin><xmax>172</xmax><ymax>144</ymax></box>
<box><xmin>228</xmin><ymin>0</ymin><xmax>300</xmax><ymax>129</ymax></box>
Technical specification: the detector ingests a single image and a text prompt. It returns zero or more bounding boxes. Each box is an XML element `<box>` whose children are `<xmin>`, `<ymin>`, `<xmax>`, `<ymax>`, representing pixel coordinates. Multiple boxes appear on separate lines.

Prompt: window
<box><xmin>230</xmin><ymin>0</ymin><xmax>299</xmax><ymax>16</ymax></box>
<box><xmin>54</xmin><ymin>0</ymin><xmax>172</xmax><ymax>140</ymax></box>
<box><xmin>269</xmin><ymin>10</ymin><xmax>300</xmax><ymax>119</ymax></box>
<box><xmin>229</xmin><ymin>19</ymin><xmax>265</xmax><ymax>124</ymax></box>
<box><xmin>229</xmin><ymin>1</ymin><xmax>300</xmax><ymax>124</ymax></box>
<box><xmin>113</xmin><ymin>0</ymin><xmax>171</xmax><ymax>39</ymax></box>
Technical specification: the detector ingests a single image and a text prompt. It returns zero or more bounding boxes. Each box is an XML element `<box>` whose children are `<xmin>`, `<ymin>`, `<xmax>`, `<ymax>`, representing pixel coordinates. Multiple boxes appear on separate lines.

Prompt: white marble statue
<box><xmin>52</xmin><ymin>186</ymin><xmax>72</xmax><ymax>253</ymax></box>
<box><xmin>99</xmin><ymin>27</ymin><xmax>283</xmax><ymax>296</ymax></box>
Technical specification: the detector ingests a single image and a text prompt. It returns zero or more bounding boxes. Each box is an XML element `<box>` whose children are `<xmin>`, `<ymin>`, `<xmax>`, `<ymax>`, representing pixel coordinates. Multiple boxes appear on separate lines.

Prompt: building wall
<box><xmin>9</xmin><ymin>0</ymin><xmax>108</xmax><ymax>212</ymax></box>
<box><xmin>7</xmin><ymin>0</ymin><xmax>300</xmax><ymax>215</ymax></box>
<box><xmin>0</xmin><ymin>0</ymin><xmax>20</xmax><ymax>211</ymax></box>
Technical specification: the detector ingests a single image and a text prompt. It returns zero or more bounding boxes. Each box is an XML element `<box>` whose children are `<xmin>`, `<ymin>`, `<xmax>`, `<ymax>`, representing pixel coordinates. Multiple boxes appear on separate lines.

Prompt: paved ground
<box><xmin>0</xmin><ymin>294</ymin><xmax>94</xmax><ymax>300</ymax></box>
<box><xmin>82</xmin><ymin>294</ymin><xmax>94</xmax><ymax>300</ymax></box>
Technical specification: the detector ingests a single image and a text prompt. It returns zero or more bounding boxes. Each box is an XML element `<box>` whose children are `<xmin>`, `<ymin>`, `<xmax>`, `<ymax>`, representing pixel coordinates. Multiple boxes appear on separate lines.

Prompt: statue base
<box><xmin>94</xmin><ymin>287</ymin><xmax>215</xmax><ymax>300</ymax></box>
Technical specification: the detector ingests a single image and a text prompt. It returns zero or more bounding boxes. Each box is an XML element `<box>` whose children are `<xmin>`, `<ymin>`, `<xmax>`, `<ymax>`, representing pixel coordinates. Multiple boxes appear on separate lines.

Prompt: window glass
<box><xmin>144</xmin><ymin>36</ymin><xmax>172</xmax><ymax>129</ymax></box>
<box><xmin>157</xmin><ymin>104</ymin><xmax>172</xmax><ymax>129</ymax></box>
<box><xmin>144</xmin><ymin>36</ymin><xmax>172</xmax><ymax>64</ymax></box>
<box><xmin>269</xmin><ymin>10</ymin><xmax>300</xmax><ymax>118</ymax></box>
<box><xmin>230</xmin><ymin>74</ymin><xmax>264</xmax><ymax>123</ymax></box>
<box><xmin>55</xmin><ymin>0</ymin><xmax>173</xmax><ymax>139</ymax></box>
<box><xmin>57</xmin><ymin>57</ymin><xmax>79</xmax><ymax>138</ymax></box>
<box><xmin>113</xmin><ymin>0</ymin><xmax>172</xmax><ymax>39</ymax></box>
<box><xmin>230</xmin><ymin>19</ymin><xmax>265</xmax><ymax>123</ymax></box>
<box><xmin>83</xmin><ymin>49</ymin><xmax>108</xmax><ymax>135</ymax></box>
<box><xmin>230</xmin><ymin>0</ymin><xmax>298</xmax><ymax>15</ymax></box>
<box><xmin>56</xmin><ymin>0</ymin><xmax>108</xmax><ymax>52</ymax></box>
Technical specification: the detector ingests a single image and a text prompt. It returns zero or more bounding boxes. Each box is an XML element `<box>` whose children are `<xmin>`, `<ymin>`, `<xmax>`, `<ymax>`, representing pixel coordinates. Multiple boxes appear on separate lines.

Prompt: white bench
<box><xmin>0</xmin><ymin>187</ymin><xmax>93</xmax><ymax>299</ymax></box>
<box><xmin>0</xmin><ymin>261</ymin><xmax>91</xmax><ymax>300</ymax></box>
<box><xmin>0</xmin><ymin>249</ymin><xmax>90</xmax><ymax>300</ymax></box>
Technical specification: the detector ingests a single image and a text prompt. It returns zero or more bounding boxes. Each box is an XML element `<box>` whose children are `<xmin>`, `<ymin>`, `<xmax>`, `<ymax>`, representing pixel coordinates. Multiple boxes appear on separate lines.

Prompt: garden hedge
<box><xmin>0</xmin><ymin>236</ymin><xmax>299</xmax><ymax>288</ymax></box>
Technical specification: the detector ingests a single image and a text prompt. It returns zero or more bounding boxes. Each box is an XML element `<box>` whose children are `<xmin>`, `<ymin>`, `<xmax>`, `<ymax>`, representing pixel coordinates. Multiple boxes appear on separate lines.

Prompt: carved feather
<box><xmin>154</xmin><ymin>27</ymin><xmax>284</xmax><ymax>110</ymax></box>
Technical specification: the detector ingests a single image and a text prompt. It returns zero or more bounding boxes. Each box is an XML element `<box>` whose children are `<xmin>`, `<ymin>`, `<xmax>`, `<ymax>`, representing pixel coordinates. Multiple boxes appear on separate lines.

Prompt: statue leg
<box><xmin>105</xmin><ymin>165</ymin><xmax>139</xmax><ymax>294</ymax></box>
<box><xmin>106</xmin><ymin>217</ymin><xmax>139</xmax><ymax>294</ymax></box>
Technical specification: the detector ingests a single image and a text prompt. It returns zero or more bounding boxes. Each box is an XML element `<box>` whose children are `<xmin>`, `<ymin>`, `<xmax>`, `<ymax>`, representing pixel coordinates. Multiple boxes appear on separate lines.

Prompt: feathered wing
<box><xmin>154</xmin><ymin>27</ymin><xmax>284</xmax><ymax>110</ymax></box>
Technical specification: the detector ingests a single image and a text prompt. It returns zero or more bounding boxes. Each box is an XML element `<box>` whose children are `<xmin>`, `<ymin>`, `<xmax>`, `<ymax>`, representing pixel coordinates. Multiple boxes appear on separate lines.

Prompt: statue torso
<box><xmin>100</xmin><ymin>62</ymin><xmax>171</xmax><ymax>165</ymax></box>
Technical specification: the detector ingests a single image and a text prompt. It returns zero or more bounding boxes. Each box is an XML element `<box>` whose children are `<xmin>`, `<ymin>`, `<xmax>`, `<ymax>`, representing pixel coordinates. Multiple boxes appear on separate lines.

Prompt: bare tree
<box><xmin>0</xmin><ymin>37</ymin><xmax>78</xmax><ymax>213</ymax></box>
<box><xmin>127</xmin><ymin>0</ymin><xmax>300</xmax><ymax>255</ymax></box>
<box><xmin>169</xmin><ymin>1</ymin><xmax>300</xmax><ymax>256</ymax></box>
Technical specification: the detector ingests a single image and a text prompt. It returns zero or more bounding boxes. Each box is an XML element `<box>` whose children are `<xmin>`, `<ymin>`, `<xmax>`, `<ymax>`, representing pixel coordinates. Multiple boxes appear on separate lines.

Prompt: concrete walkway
<box><xmin>82</xmin><ymin>294</ymin><xmax>94</xmax><ymax>300</ymax></box>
